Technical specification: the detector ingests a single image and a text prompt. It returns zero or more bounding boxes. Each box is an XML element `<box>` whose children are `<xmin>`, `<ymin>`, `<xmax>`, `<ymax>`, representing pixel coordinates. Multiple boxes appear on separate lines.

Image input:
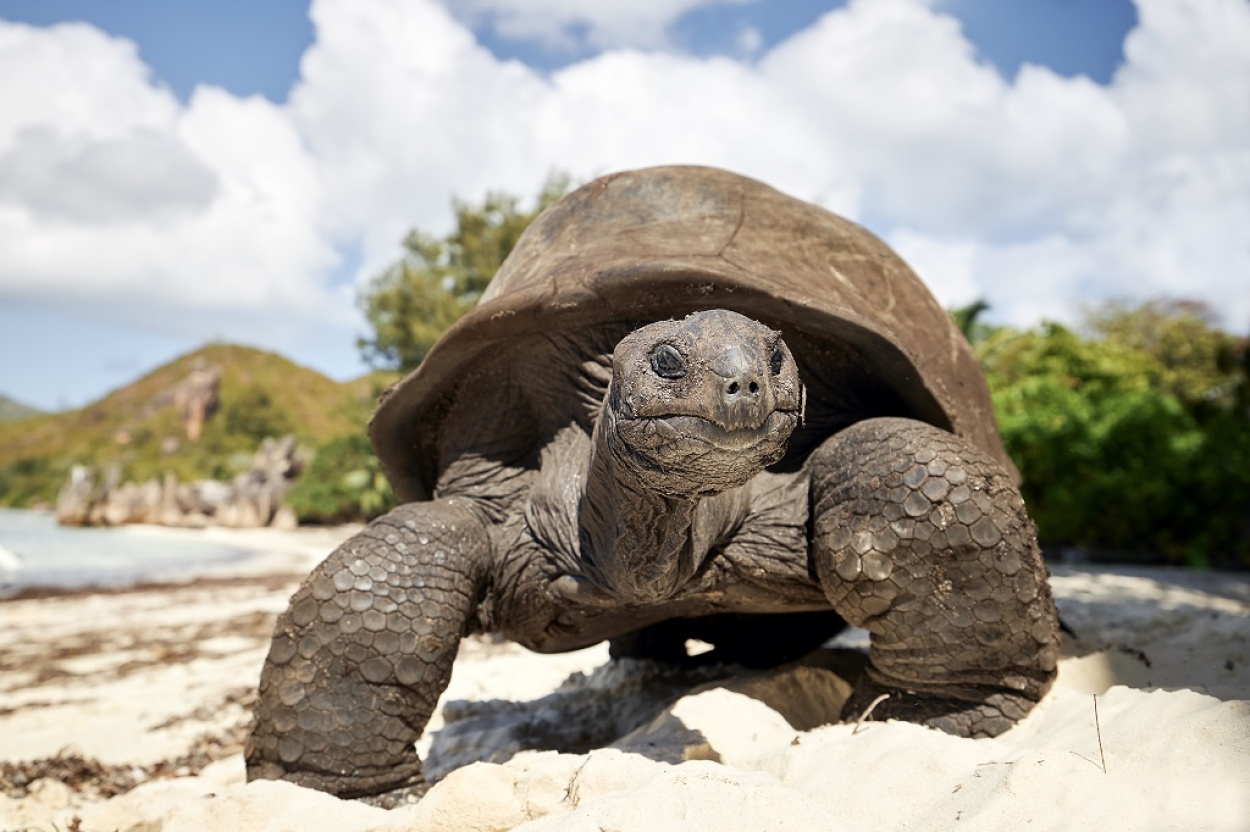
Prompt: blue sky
<box><xmin>0</xmin><ymin>0</ymin><xmax>1136</xmax><ymax>99</ymax></box>
<box><xmin>0</xmin><ymin>0</ymin><xmax>1245</xmax><ymax>412</ymax></box>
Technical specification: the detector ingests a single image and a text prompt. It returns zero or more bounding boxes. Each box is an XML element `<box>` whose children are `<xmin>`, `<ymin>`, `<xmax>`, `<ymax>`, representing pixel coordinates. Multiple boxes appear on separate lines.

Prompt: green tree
<box><xmin>0</xmin><ymin>455</ymin><xmax>65</xmax><ymax>507</ymax></box>
<box><xmin>949</xmin><ymin>299</ymin><xmax>995</xmax><ymax>346</ymax></box>
<box><xmin>978</xmin><ymin>303</ymin><xmax>1250</xmax><ymax>567</ymax></box>
<box><xmin>359</xmin><ymin>173</ymin><xmax>572</xmax><ymax>372</ymax></box>
<box><xmin>1084</xmin><ymin>298</ymin><xmax>1248</xmax><ymax>415</ymax></box>
<box><xmin>219</xmin><ymin>385</ymin><xmax>293</xmax><ymax>444</ymax></box>
<box><xmin>285</xmin><ymin>433</ymin><xmax>397</xmax><ymax>524</ymax></box>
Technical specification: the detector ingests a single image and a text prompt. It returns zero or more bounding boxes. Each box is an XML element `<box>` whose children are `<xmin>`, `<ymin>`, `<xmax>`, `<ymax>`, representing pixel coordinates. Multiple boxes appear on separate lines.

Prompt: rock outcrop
<box><xmin>55</xmin><ymin>436</ymin><xmax>301</xmax><ymax>529</ymax></box>
<box><xmin>171</xmin><ymin>361</ymin><xmax>222</xmax><ymax>442</ymax></box>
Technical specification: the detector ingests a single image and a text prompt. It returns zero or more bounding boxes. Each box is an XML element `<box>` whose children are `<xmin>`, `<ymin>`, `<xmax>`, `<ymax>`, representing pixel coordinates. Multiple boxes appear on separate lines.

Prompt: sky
<box><xmin>0</xmin><ymin>0</ymin><xmax>1246</xmax><ymax>412</ymax></box>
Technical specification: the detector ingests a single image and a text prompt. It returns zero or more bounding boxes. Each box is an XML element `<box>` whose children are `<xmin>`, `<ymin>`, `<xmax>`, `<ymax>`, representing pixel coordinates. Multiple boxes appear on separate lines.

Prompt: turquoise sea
<box><xmin>0</xmin><ymin>508</ymin><xmax>257</xmax><ymax>596</ymax></box>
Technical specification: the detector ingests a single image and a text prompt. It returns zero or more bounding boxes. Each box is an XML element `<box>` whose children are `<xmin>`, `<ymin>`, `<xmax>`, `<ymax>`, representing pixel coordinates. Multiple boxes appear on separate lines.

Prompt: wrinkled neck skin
<box><xmin>570</xmin><ymin>308</ymin><xmax>802</xmax><ymax>605</ymax></box>
<box><xmin>578</xmin><ymin>398</ymin><xmax>706</xmax><ymax>605</ymax></box>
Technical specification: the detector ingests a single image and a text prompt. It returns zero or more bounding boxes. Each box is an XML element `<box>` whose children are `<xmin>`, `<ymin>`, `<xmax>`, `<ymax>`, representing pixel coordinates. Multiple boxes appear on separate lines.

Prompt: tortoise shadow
<box><xmin>422</xmin><ymin>647</ymin><xmax>867</xmax><ymax>781</ymax></box>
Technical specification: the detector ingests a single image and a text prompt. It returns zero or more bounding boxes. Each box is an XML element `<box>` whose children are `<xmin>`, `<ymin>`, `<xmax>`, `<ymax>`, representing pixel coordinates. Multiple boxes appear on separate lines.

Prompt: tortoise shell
<box><xmin>371</xmin><ymin>165</ymin><xmax>1008</xmax><ymax>502</ymax></box>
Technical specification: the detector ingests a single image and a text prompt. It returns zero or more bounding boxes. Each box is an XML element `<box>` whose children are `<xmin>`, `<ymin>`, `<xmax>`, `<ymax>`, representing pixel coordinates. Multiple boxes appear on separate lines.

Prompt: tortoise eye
<box><xmin>770</xmin><ymin>346</ymin><xmax>786</xmax><ymax>376</ymax></box>
<box><xmin>649</xmin><ymin>344</ymin><xmax>687</xmax><ymax>379</ymax></box>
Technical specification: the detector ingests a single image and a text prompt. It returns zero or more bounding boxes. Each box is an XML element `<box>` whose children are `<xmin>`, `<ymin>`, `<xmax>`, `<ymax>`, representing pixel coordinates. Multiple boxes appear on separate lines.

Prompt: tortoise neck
<box><xmin>578</xmin><ymin>403</ymin><xmax>703</xmax><ymax>604</ymax></box>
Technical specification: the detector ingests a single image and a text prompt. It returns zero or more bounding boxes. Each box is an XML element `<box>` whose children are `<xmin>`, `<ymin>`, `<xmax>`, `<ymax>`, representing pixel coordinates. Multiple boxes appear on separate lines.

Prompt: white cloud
<box><xmin>1115</xmin><ymin>0</ymin><xmax>1250</xmax><ymax>156</ymax></box>
<box><xmin>0</xmin><ymin>0</ymin><xmax>1247</xmax><ymax>397</ymax></box>
<box><xmin>289</xmin><ymin>0</ymin><xmax>551</xmax><ymax>280</ymax></box>
<box><xmin>0</xmin><ymin>125</ymin><xmax>217</xmax><ymax>224</ymax></box>
<box><xmin>287</xmin><ymin>0</ymin><xmax>858</xmax><ymax>281</ymax></box>
<box><xmin>0</xmin><ymin>22</ymin><xmax>179</xmax><ymax>150</ymax></box>
<box><xmin>735</xmin><ymin>26</ymin><xmax>763</xmax><ymax>57</ymax></box>
<box><xmin>0</xmin><ymin>20</ymin><xmax>348</xmax><ymax>350</ymax></box>
<box><xmin>888</xmin><ymin>231</ymin><xmax>980</xmax><ymax>310</ymax></box>
<box><xmin>290</xmin><ymin>0</ymin><xmax>1249</xmax><ymax>329</ymax></box>
<box><xmin>751</xmin><ymin>0</ymin><xmax>1249</xmax><ymax>328</ymax></box>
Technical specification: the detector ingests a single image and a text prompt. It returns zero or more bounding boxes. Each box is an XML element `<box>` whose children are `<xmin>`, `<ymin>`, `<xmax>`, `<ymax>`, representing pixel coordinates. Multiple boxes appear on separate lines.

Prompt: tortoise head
<box><xmin>603</xmin><ymin>309</ymin><xmax>804</xmax><ymax>495</ymax></box>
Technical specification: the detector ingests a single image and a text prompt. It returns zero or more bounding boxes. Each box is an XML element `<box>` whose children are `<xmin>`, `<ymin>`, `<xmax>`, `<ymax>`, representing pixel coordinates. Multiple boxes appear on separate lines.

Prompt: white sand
<box><xmin>1</xmin><ymin>530</ymin><xmax>1247</xmax><ymax>832</ymax></box>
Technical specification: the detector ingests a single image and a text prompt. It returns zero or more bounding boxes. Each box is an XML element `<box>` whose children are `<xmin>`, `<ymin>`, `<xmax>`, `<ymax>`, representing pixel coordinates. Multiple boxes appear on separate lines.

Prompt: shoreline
<box><xmin>0</xmin><ymin>571</ymin><xmax>303</xmax><ymax>603</ymax></box>
<box><xmin>6</xmin><ymin>507</ymin><xmax>1247</xmax><ymax>602</ymax></box>
<box><xmin>0</xmin><ymin>511</ymin><xmax>357</xmax><ymax>600</ymax></box>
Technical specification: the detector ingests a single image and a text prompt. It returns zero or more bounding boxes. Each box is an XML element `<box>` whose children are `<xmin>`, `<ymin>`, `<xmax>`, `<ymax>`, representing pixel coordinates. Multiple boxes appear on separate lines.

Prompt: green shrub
<box><xmin>976</xmin><ymin>309</ymin><xmax>1250</xmax><ymax>568</ymax></box>
<box><xmin>0</xmin><ymin>455</ymin><xmax>68</xmax><ymax>507</ymax></box>
<box><xmin>286</xmin><ymin>433</ymin><xmax>396</xmax><ymax>525</ymax></box>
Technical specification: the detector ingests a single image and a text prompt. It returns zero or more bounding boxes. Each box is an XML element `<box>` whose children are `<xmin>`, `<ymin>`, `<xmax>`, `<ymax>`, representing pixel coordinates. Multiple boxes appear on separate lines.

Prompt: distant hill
<box><xmin>0</xmin><ymin>344</ymin><xmax>398</xmax><ymax>508</ymax></box>
<box><xmin>0</xmin><ymin>395</ymin><xmax>41</xmax><ymax>423</ymax></box>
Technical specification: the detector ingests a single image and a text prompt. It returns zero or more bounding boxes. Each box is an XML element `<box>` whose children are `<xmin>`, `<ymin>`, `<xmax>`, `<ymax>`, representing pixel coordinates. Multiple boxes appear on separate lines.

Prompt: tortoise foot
<box><xmin>842</xmin><ymin>679</ymin><xmax>1035</xmax><ymax>738</ymax></box>
<box><xmin>358</xmin><ymin>780</ymin><xmax>431</xmax><ymax>809</ymax></box>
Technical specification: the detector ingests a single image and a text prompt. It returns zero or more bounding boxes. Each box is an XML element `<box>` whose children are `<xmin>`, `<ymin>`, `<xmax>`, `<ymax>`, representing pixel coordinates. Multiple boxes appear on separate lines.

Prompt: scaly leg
<box><xmin>809</xmin><ymin>418</ymin><xmax>1059</xmax><ymax>737</ymax></box>
<box><xmin>246</xmin><ymin>500</ymin><xmax>490</xmax><ymax>798</ymax></box>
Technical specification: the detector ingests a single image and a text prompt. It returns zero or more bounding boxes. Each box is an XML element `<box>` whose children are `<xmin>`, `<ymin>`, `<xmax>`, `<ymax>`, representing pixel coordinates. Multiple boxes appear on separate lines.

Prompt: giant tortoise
<box><xmin>246</xmin><ymin>165</ymin><xmax>1059</xmax><ymax>801</ymax></box>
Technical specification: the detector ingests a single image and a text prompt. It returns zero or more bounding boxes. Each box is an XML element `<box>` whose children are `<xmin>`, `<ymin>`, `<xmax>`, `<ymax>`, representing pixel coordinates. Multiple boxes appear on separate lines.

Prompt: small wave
<box><xmin>0</xmin><ymin>542</ymin><xmax>21</xmax><ymax>587</ymax></box>
<box><xmin>0</xmin><ymin>508</ymin><xmax>258</xmax><ymax>594</ymax></box>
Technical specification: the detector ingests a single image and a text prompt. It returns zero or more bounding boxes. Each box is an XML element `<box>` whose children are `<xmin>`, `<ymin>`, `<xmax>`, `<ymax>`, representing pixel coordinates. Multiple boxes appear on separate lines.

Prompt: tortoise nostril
<box><xmin>724</xmin><ymin>378</ymin><xmax>762</xmax><ymax>401</ymax></box>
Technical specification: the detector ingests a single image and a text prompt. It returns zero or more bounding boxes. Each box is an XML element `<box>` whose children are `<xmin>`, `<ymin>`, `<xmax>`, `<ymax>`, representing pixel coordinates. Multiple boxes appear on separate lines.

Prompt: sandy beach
<box><xmin>1</xmin><ymin>523</ymin><xmax>1248</xmax><ymax>831</ymax></box>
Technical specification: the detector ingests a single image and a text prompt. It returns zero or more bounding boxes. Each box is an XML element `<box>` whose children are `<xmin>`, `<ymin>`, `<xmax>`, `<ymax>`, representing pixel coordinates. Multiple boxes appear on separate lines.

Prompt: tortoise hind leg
<box><xmin>808</xmin><ymin>417</ymin><xmax>1059</xmax><ymax>737</ymax></box>
<box><xmin>245</xmin><ymin>500</ymin><xmax>490</xmax><ymax>801</ymax></box>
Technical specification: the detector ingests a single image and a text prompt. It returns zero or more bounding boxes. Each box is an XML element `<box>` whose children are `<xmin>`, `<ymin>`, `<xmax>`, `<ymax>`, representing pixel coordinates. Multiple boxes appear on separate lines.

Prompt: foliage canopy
<box><xmin>972</xmin><ymin>301</ymin><xmax>1249</xmax><ymax>567</ymax></box>
<box><xmin>358</xmin><ymin>174</ymin><xmax>572</xmax><ymax>373</ymax></box>
<box><xmin>286</xmin><ymin>432</ymin><xmax>396</xmax><ymax>525</ymax></box>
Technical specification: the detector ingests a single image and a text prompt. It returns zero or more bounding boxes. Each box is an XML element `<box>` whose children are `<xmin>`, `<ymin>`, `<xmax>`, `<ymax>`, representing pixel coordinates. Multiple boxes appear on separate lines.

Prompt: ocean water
<box><xmin>0</xmin><ymin>508</ymin><xmax>256</xmax><ymax>596</ymax></box>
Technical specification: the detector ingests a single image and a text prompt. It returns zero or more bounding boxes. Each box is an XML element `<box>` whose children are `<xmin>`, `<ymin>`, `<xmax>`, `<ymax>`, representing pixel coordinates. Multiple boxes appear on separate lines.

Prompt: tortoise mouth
<box><xmin>623</xmin><ymin>408</ymin><xmax>800</xmax><ymax>453</ymax></box>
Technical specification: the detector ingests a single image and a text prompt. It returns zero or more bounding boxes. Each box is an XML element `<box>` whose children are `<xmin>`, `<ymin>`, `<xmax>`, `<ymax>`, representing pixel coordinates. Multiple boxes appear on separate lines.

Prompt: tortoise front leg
<box><xmin>245</xmin><ymin>500</ymin><xmax>489</xmax><ymax>800</ymax></box>
<box><xmin>809</xmin><ymin>417</ymin><xmax>1059</xmax><ymax>737</ymax></box>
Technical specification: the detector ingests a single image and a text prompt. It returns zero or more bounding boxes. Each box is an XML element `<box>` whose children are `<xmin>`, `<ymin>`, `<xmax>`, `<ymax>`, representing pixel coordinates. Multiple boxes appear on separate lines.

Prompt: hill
<box><xmin>0</xmin><ymin>394</ymin><xmax>41</xmax><ymax>423</ymax></box>
<box><xmin>0</xmin><ymin>344</ymin><xmax>398</xmax><ymax>508</ymax></box>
